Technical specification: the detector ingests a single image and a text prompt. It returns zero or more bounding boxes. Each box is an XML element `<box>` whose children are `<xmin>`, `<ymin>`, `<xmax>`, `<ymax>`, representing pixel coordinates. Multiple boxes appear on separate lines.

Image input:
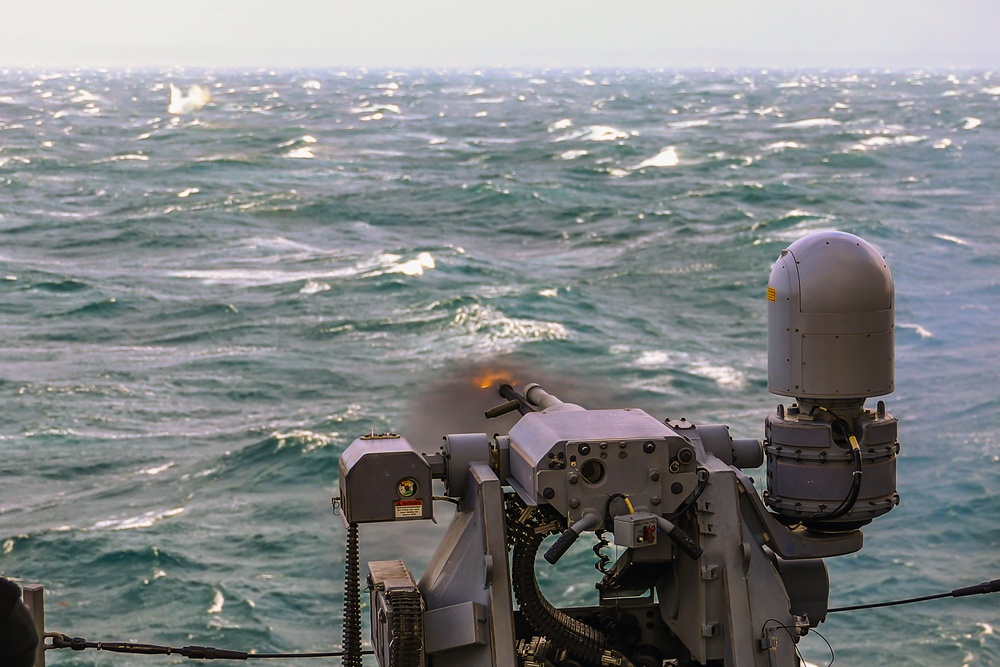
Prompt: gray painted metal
<box><xmin>765</xmin><ymin>407</ymin><xmax>899</xmax><ymax>525</ymax></box>
<box><xmin>338</xmin><ymin>434</ymin><xmax>433</xmax><ymax>526</ymax></box>
<box><xmin>22</xmin><ymin>583</ymin><xmax>44</xmax><ymax>667</ymax></box>
<box><xmin>417</xmin><ymin>462</ymin><xmax>516</xmax><ymax>667</ymax></box>
<box><xmin>767</xmin><ymin>231</ymin><xmax>894</xmax><ymax>399</ymax></box>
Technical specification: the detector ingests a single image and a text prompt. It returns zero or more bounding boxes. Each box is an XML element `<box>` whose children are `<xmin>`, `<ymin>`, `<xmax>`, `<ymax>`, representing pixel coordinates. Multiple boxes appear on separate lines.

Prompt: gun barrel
<box><xmin>523</xmin><ymin>383</ymin><xmax>584</xmax><ymax>412</ymax></box>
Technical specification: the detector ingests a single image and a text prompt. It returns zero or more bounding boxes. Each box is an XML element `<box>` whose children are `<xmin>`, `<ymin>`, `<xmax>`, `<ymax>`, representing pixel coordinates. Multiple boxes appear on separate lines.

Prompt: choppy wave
<box><xmin>2</xmin><ymin>67</ymin><xmax>999</xmax><ymax>667</ymax></box>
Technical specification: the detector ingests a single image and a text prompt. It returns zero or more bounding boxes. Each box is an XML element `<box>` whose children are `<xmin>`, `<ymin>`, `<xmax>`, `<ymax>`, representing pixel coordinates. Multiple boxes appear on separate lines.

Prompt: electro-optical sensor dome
<box><xmin>767</xmin><ymin>231</ymin><xmax>894</xmax><ymax>400</ymax></box>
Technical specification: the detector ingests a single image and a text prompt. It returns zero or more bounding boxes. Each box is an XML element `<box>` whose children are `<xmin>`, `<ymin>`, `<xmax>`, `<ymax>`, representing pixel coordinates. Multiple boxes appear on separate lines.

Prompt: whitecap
<box><xmin>555</xmin><ymin>125</ymin><xmax>630</xmax><ymax>142</ymax></box>
<box><xmin>781</xmin><ymin>209</ymin><xmax>823</xmax><ymax>220</ymax></box>
<box><xmin>634</xmin><ymin>147</ymin><xmax>679</xmax><ymax>169</ymax></box>
<box><xmin>690</xmin><ymin>362</ymin><xmax>747</xmax><ymax>389</ymax></box>
<box><xmin>301</xmin><ymin>80</ymin><xmax>322</xmax><ymax>90</ymax></box>
<box><xmin>168</xmin><ymin>83</ymin><xmax>211</xmax><ymax>115</ymax></box>
<box><xmin>177</xmin><ymin>187</ymin><xmax>199</xmax><ymax>198</ymax></box>
<box><xmin>279</xmin><ymin>135</ymin><xmax>317</xmax><ymax>147</ymax></box>
<box><xmin>239</xmin><ymin>235</ymin><xmax>320</xmax><ymax>255</ymax></box>
<box><xmin>284</xmin><ymin>146</ymin><xmax>315</xmax><ymax>159</ymax></box>
<box><xmin>630</xmin><ymin>349</ymin><xmax>745</xmax><ymax>389</ymax></box>
<box><xmin>852</xmin><ymin>136</ymin><xmax>893</xmax><ymax>150</ymax></box>
<box><xmin>299</xmin><ymin>279</ymin><xmax>330</xmax><ymax>295</ymax></box>
<box><xmin>549</xmin><ymin>118</ymin><xmax>573</xmax><ymax>131</ymax></box>
<box><xmin>70</xmin><ymin>89</ymin><xmax>98</xmax><ymax>104</ymax></box>
<box><xmin>538</xmin><ymin>288</ymin><xmax>559</xmax><ymax>298</ymax></box>
<box><xmin>765</xmin><ymin>141</ymin><xmax>803</xmax><ymax>152</ymax></box>
<box><xmin>982</xmin><ymin>86</ymin><xmax>1000</xmax><ymax>95</ymax></box>
<box><xmin>139</xmin><ymin>463</ymin><xmax>174</xmax><ymax>476</ymax></box>
<box><xmin>93</xmin><ymin>154</ymin><xmax>149</xmax><ymax>163</ymax></box>
<box><xmin>775</xmin><ymin>118</ymin><xmax>841</xmax><ymax>129</ymax></box>
<box><xmin>387</xmin><ymin>252</ymin><xmax>435</xmax><ymax>276</ymax></box>
<box><xmin>932</xmin><ymin>233</ymin><xmax>969</xmax><ymax>246</ymax></box>
<box><xmin>451</xmin><ymin>303</ymin><xmax>568</xmax><ymax>351</ymax></box>
<box><xmin>851</xmin><ymin>135</ymin><xmax>925</xmax><ymax>151</ymax></box>
<box><xmin>761</xmin><ymin>226</ymin><xmax>839</xmax><ymax>244</ymax></box>
<box><xmin>899</xmin><ymin>323</ymin><xmax>934</xmax><ymax>339</ymax></box>
<box><xmin>170</xmin><ymin>264</ymin><xmax>361</xmax><ymax>287</ymax></box>
<box><xmin>933</xmin><ymin>138</ymin><xmax>953</xmax><ymax>149</ymax></box>
<box><xmin>555</xmin><ymin>149</ymin><xmax>587</xmax><ymax>160</ymax></box>
<box><xmin>668</xmin><ymin>119</ymin><xmax>709</xmax><ymax>129</ymax></box>
<box><xmin>92</xmin><ymin>507</ymin><xmax>185</xmax><ymax>531</ymax></box>
<box><xmin>635</xmin><ymin>350</ymin><xmax>680</xmax><ymax>368</ymax></box>
<box><xmin>208</xmin><ymin>589</ymin><xmax>225</xmax><ymax>614</ymax></box>
<box><xmin>962</xmin><ymin>117</ymin><xmax>982</xmax><ymax>130</ymax></box>
<box><xmin>351</xmin><ymin>103</ymin><xmax>400</xmax><ymax>115</ymax></box>
<box><xmin>273</xmin><ymin>429</ymin><xmax>334</xmax><ymax>453</ymax></box>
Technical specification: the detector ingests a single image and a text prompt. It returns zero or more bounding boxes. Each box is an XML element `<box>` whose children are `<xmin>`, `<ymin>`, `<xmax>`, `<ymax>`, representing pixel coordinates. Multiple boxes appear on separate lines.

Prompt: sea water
<box><xmin>1</xmin><ymin>68</ymin><xmax>998</xmax><ymax>666</ymax></box>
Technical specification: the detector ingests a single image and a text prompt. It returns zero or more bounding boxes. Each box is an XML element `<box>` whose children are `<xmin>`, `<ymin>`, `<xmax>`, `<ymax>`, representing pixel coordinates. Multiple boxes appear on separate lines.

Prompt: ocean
<box><xmin>1</xmin><ymin>67</ymin><xmax>998</xmax><ymax>666</ymax></box>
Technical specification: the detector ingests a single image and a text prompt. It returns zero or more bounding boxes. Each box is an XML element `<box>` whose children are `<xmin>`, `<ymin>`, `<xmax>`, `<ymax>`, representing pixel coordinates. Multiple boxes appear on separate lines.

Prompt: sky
<box><xmin>1</xmin><ymin>0</ymin><xmax>998</xmax><ymax>71</ymax></box>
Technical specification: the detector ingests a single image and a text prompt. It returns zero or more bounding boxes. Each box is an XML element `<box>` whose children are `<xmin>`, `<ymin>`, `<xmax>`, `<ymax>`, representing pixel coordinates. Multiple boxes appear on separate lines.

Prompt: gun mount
<box><xmin>335</xmin><ymin>232</ymin><xmax>900</xmax><ymax>667</ymax></box>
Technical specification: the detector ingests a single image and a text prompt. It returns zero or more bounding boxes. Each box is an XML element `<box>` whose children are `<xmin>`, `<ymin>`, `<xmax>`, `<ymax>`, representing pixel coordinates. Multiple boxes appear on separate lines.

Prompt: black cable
<box><xmin>829</xmin><ymin>592</ymin><xmax>948</xmax><ymax>613</ymax></box>
<box><xmin>829</xmin><ymin>578</ymin><xmax>1000</xmax><ymax>613</ymax></box>
<box><xmin>810</xmin><ymin>417</ymin><xmax>862</xmax><ymax>522</ymax></box>
<box><xmin>603</xmin><ymin>493</ymin><xmax>632</xmax><ymax>529</ymax></box>
<box><xmin>671</xmin><ymin>467</ymin><xmax>710</xmax><ymax>520</ymax></box>
<box><xmin>250</xmin><ymin>651</ymin><xmax>374</xmax><ymax>659</ymax></box>
<box><xmin>47</xmin><ymin>635</ymin><xmax>374</xmax><ymax>660</ymax></box>
<box><xmin>808</xmin><ymin>628</ymin><xmax>836</xmax><ymax>667</ymax></box>
<box><xmin>761</xmin><ymin>620</ymin><xmax>835</xmax><ymax>667</ymax></box>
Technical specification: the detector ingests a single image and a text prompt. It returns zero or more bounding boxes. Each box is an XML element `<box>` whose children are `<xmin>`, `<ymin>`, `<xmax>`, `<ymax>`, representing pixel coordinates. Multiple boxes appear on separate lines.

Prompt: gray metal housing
<box><xmin>507</xmin><ymin>408</ymin><xmax>698</xmax><ymax>525</ymax></box>
<box><xmin>767</xmin><ymin>231</ymin><xmax>894</xmax><ymax>399</ymax></box>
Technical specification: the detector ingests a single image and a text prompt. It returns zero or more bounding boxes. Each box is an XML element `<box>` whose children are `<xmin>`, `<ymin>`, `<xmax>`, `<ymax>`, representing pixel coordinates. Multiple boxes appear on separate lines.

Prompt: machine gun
<box><xmin>335</xmin><ymin>231</ymin><xmax>901</xmax><ymax>667</ymax></box>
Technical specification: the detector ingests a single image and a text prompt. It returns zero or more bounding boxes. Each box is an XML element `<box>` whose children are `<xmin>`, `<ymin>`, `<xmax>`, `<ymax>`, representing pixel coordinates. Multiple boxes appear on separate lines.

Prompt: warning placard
<box><xmin>394</xmin><ymin>499</ymin><xmax>423</xmax><ymax>519</ymax></box>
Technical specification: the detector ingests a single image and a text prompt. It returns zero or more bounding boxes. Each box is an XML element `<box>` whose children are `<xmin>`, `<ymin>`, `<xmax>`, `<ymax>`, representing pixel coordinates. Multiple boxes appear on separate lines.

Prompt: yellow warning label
<box><xmin>766</xmin><ymin>286</ymin><xmax>776</xmax><ymax>302</ymax></box>
<box><xmin>394</xmin><ymin>499</ymin><xmax>423</xmax><ymax>519</ymax></box>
